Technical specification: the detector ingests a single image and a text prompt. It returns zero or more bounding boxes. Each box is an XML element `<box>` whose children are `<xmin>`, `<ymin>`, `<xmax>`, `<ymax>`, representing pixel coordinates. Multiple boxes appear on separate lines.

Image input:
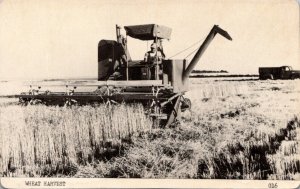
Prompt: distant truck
<box><xmin>259</xmin><ymin>66</ymin><xmax>300</xmax><ymax>80</ymax></box>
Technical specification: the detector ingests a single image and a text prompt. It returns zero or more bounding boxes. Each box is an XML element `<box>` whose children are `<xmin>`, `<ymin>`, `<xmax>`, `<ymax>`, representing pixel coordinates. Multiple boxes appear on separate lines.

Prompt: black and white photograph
<box><xmin>0</xmin><ymin>0</ymin><xmax>299</xmax><ymax>187</ymax></box>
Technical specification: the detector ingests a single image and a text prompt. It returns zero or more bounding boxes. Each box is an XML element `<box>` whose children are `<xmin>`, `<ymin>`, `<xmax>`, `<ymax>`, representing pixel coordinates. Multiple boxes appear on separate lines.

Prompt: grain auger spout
<box><xmin>17</xmin><ymin>24</ymin><xmax>232</xmax><ymax>127</ymax></box>
<box><xmin>183</xmin><ymin>25</ymin><xmax>232</xmax><ymax>82</ymax></box>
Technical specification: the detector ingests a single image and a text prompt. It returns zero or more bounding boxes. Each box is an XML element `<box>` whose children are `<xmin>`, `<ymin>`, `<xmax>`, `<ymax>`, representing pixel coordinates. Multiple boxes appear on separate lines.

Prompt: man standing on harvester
<box><xmin>144</xmin><ymin>42</ymin><xmax>165</xmax><ymax>79</ymax></box>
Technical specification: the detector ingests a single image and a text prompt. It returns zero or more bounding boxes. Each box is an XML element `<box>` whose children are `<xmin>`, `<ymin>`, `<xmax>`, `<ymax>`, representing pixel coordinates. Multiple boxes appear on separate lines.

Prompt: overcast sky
<box><xmin>0</xmin><ymin>0</ymin><xmax>299</xmax><ymax>79</ymax></box>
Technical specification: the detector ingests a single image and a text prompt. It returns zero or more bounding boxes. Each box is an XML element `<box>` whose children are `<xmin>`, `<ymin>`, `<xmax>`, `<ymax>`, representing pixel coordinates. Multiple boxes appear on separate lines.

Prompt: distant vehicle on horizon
<box><xmin>259</xmin><ymin>66</ymin><xmax>300</xmax><ymax>80</ymax></box>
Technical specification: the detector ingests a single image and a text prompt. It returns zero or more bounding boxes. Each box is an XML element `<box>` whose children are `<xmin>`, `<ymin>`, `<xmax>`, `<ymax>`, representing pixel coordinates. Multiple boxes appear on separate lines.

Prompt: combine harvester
<box><xmin>17</xmin><ymin>24</ymin><xmax>232</xmax><ymax>127</ymax></box>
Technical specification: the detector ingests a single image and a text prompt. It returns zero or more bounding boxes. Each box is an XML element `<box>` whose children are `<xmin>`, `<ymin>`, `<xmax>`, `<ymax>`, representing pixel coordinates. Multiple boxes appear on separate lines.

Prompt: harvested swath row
<box><xmin>98</xmin><ymin>116</ymin><xmax>300</xmax><ymax>179</ymax></box>
<box><xmin>266</xmin><ymin>117</ymin><xmax>300</xmax><ymax>179</ymax></box>
<box><xmin>203</xmin><ymin>116</ymin><xmax>300</xmax><ymax>179</ymax></box>
<box><xmin>0</xmin><ymin>104</ymin><xmax>152</xmax><ymax>176</ymax></box>
<box><xmin>98</xmin><ymin>130</ymin><xmax>203</xmax><ymax>178</ymax></box>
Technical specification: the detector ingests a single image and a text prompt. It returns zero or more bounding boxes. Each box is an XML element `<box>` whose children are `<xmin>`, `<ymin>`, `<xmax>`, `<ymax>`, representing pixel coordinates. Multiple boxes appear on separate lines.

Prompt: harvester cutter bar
<box><xmin>15</xmin><ymin>92</ymin><xmax>173</xmax><ymax>104</ymax></box>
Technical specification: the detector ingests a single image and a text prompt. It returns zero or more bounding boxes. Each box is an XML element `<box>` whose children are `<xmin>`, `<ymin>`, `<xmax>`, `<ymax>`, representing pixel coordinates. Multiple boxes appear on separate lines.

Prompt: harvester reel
<box><xmin>19</xmin><ymin>98</ymin><xmax>29</xmax><ymax>106</ymax></box>
<box><xmin>64</xmin><ymin>98</ymin><xmax>78</xmax><ymax>106</ymax></box>
<box><xmin>106</xmin><ymin>99</ymin><xmax>119</xmax><ymax>106</ymax></box>
<box><xmin>94</xmin><ymin>86</ymin><xmax>124</xmax><ymax>96</ymax></box>
<box><xmin>29</xmin><ymin>99</ymin><xmax>43</xmax><ymax>105</ymax></box>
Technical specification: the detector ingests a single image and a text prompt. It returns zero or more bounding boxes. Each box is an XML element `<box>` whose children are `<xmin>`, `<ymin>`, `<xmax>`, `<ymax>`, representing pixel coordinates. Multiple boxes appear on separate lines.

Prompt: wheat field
<box><xmin>0</xmin><ymin>103</ymin><xmax>152</xmax><ymax>176</ymax></box>
<box><xmin>0</xmin><ymin>78</ymin><xmax>299</xmax><ymax>179</ymax></box>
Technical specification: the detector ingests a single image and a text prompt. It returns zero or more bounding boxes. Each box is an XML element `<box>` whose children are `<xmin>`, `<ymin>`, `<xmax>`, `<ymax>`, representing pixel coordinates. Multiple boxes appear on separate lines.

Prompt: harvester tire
<box><xmin>165</xmin><ymin>97</ymin><xmax>181</xmax><ymax>128</ymax></box>
<box><xmin>181</xmin><ymin>98</ymin><xmax>191</xmax><ymax>112</ymax></box>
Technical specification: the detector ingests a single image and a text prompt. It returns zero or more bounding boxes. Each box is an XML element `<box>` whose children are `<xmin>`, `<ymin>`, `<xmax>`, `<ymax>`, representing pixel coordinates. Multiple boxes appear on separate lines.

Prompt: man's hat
<box><xmin>150</xmin><ymin>43</ymin><xmax>157</xmax><ymax>49</ymax></box>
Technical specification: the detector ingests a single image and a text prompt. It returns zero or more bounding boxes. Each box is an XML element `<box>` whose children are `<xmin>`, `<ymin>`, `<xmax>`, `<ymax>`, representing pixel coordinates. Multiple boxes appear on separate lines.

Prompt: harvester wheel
<box><xmin>164</xmin><ymin>96</ymin><xmax>181</xmax><ymax>128</ymax></box>
<box><xmin>181</xmin><ymin>98</ymin><xmax>191</xmax><ymax>112</ymax></box>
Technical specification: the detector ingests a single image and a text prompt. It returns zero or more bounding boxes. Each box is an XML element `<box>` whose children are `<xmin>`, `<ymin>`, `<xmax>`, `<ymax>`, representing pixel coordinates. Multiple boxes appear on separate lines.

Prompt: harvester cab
<box><xmin>17</xmin><ymin>24</ymin><xmax>232</xmax><ymax>127</ymax></box>
<box><xmin>98</xmin><ymin>24</ymin><xmax>171</xmax><ymax>82</ymax></box>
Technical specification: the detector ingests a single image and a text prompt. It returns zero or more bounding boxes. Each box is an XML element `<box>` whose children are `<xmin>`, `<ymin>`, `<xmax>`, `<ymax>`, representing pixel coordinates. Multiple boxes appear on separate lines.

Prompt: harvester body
<box><xmin>17</xmin><ymin>24</ymin><xmax>232</xmax><ymax>127</ymax></box>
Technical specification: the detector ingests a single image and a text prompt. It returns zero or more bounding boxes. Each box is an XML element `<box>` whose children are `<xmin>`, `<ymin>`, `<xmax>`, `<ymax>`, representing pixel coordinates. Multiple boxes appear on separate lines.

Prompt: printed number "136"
<box><xmin>268</xmin><ymin>183</ymin><xmax>278</xmax><ymax>188</ymax></box>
